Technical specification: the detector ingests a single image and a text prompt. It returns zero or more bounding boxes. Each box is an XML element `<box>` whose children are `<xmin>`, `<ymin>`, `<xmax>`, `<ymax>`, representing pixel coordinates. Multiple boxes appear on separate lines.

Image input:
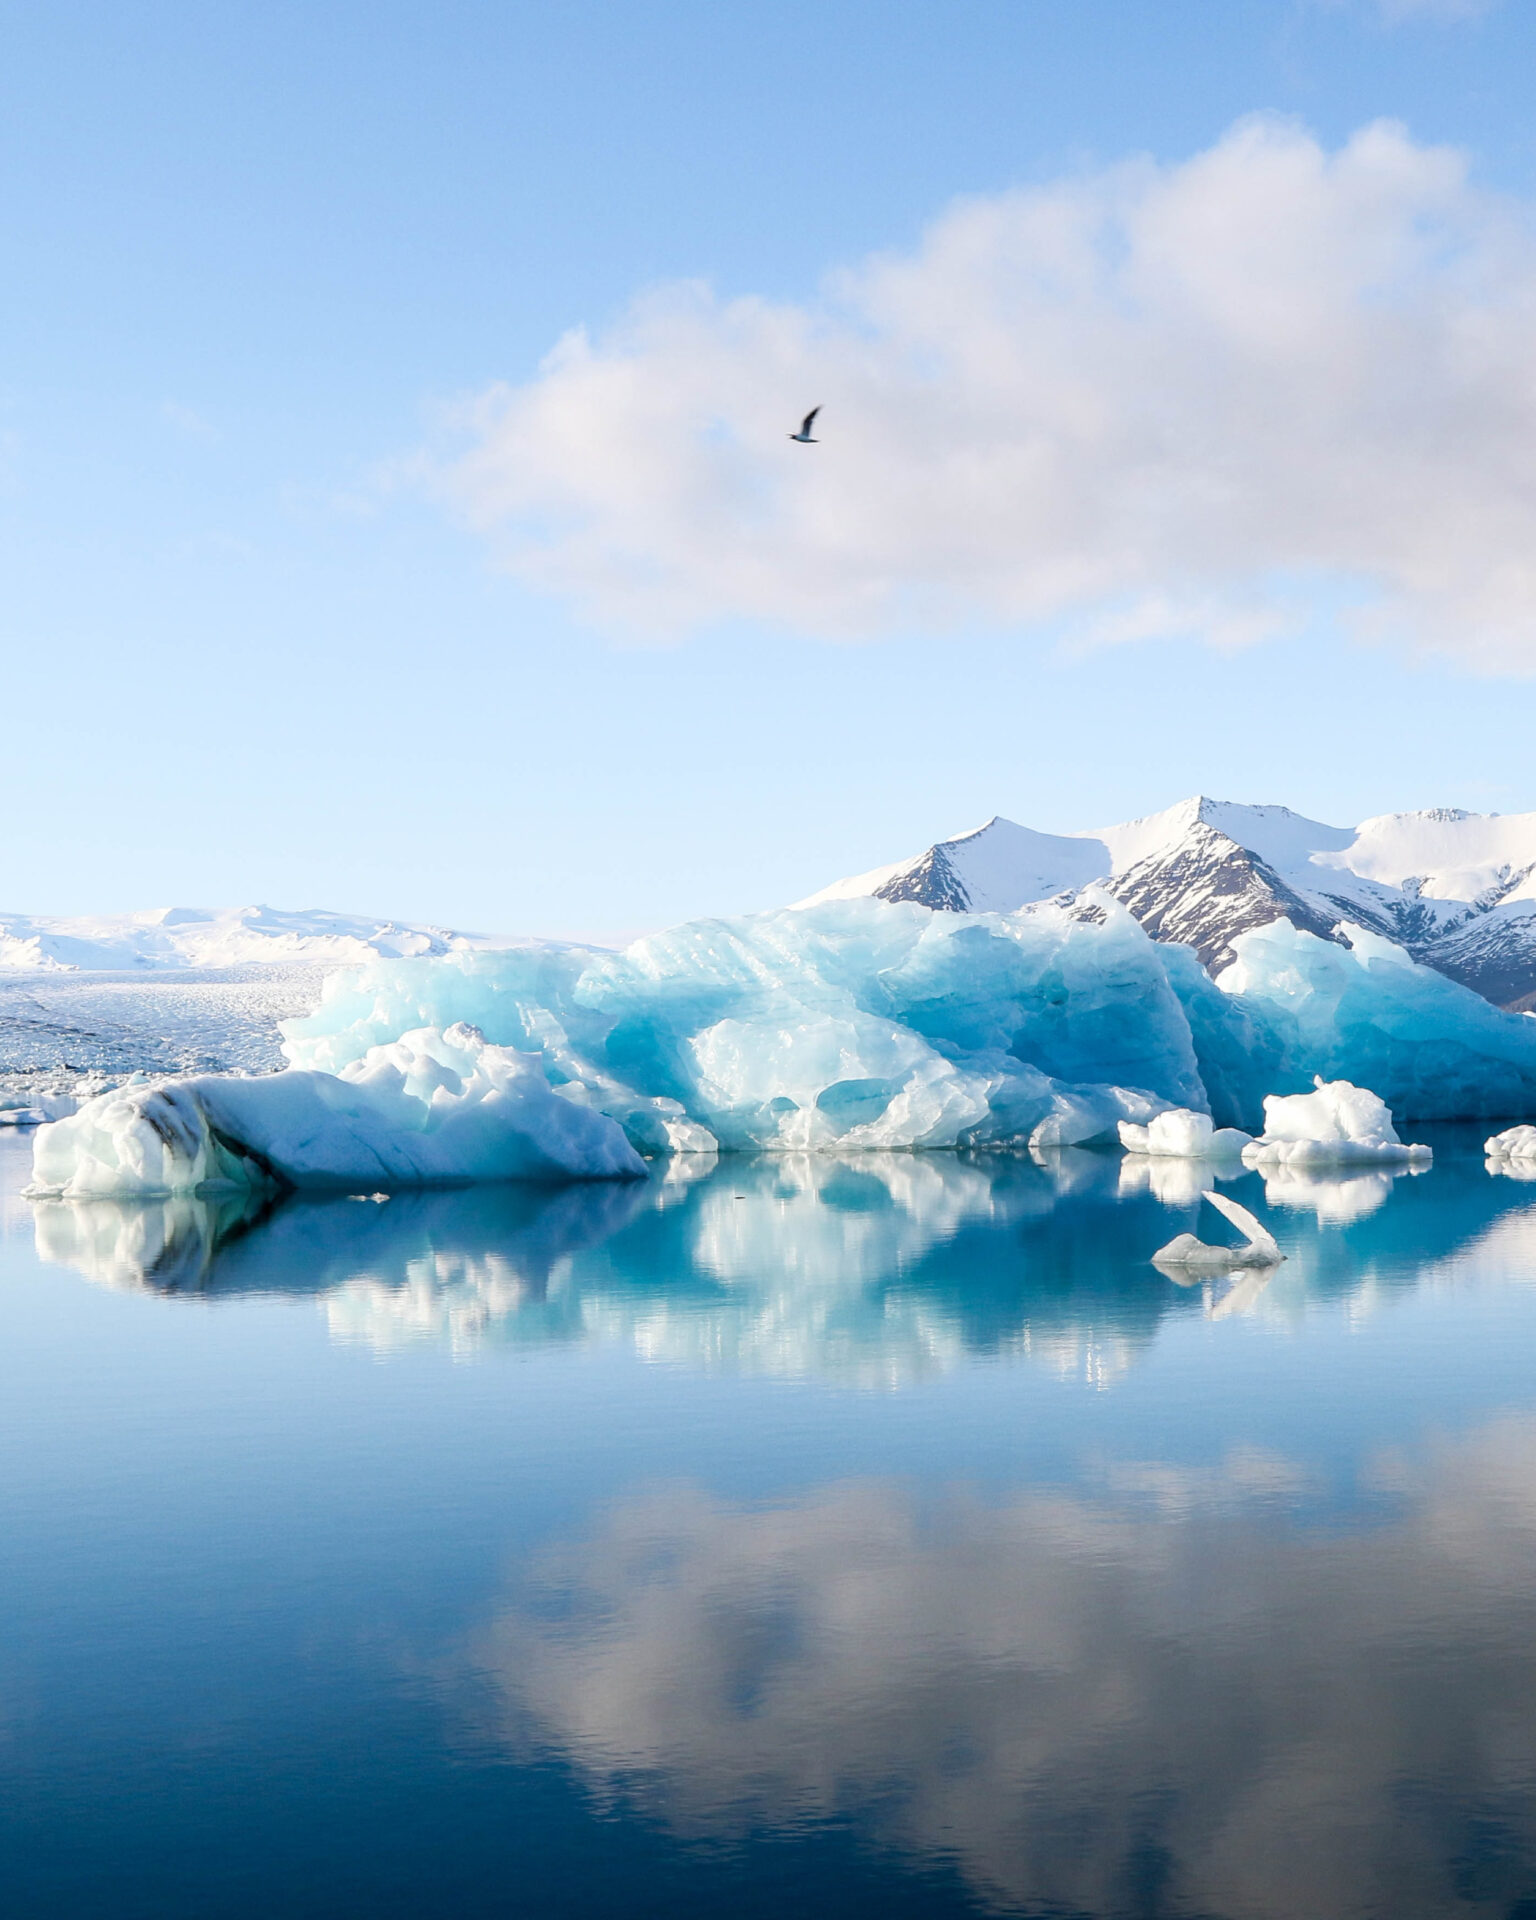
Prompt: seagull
<box><xmin>789</xmin><ymin>406</ymin><xmax>821</xmax><ymax>444</ymax></box>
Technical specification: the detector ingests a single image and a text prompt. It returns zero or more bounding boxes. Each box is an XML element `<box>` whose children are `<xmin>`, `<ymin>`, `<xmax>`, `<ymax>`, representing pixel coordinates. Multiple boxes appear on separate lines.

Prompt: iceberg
<box><xmin>1152</xmin><ymin>1190</ymin><xmax>1285</xmax><ymax>1271</ymax></box>
<box><xmin>1486</xmin><ymin>1124</ymin><xmax>1536</xmax><ymax>1162</ymax></box>
<box><xmin>280</xmin><ymin>899</ymin><xmax>1536</xmax><ymax>1150</ymax></box>
<box><xmin>1214</xmin><ymin>920</ymin><xmax>1536</xmax><ymax>1123</ymax></box>
<box><xmin>1117</xmin><ymin>1108</ymin><xmax>1253</xmax><ymax>1158</ymax></box>
<box><xmin>280</xmin><ymin>896</ymin><xmax>1204</xmax><ymax>1155</ymax></box>
<box><xmin>1240</xmin><ymin>1077</ymin><xmax>1431</xmax><ymax>1169</ymax></box>
<box><xmin>0</xmin><ymin>1092</ymin><xmax>77</xmax><ymax>1127</ymax></box>
<box><xmin>1241</xmin><ymin>1077</ymin><xmax>1431</xmax><ymax>1169</ymax></box>
<box><xmin>30</xmin><ymin>891</ymin><xmax>1536</xmax><ymax>1198</ymax></box>
<box><xmin>28</xmin><ymin>1024</ymin><xmax>645</xmax><ymax>1198</ymax></box>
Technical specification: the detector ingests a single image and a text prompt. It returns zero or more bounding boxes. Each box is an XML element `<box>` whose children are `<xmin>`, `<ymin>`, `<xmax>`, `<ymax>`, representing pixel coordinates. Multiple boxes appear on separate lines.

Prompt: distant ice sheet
<box><xmin>0</xmin><ymin>904</ymin><xmax>516</xmax><ymax>973</ymax></box>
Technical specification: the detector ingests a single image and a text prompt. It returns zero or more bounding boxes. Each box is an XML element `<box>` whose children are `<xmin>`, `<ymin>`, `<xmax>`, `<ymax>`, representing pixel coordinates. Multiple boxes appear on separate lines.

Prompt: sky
<box><xmin>7</xmin><ymin>0</ymin><xmax>1536</xmax><ymax>937</ymax></box>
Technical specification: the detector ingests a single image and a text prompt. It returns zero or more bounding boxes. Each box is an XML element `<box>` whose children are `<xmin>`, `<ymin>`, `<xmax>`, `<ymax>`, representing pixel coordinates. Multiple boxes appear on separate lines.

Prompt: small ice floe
<box><xmin>1485</xmin><ymin>1125</ymin><xmax>1536</xmax><ymax>1180</ymax></box>
<box><xmin>1117</xmin><ymin>1108</ymin><xmax>1253</xmax><ymax>1159</ymax></box>
<box><xmin>1240</xmin><ymin>1078</ymin><xmax>1431</xmax><ymax>1170</ymax></box>
<box><xmin>0</xmin><ymin>1094</ymin><xmax>79</xmax><ymax>1128</ymax></box>
<box><xmin>1152</xmin><ymin>1190</ymin><xmax>1284</xmax><ymax>1272</ymax></box>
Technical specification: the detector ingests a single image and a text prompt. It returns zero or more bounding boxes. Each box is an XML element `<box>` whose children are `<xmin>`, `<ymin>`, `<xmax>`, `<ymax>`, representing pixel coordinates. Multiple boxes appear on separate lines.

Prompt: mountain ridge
<box><xmin>797</xmin><ymin>797</ymin><xmax>1536</xmax><ymax>1010</ymax></box>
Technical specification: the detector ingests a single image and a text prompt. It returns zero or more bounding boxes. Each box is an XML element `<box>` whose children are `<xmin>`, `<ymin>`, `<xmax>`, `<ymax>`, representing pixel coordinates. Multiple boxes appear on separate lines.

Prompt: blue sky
<box><xmin>7</xmin><ymin>0</ymin><xmax>1536</xmax><ymax>936</ymax></box>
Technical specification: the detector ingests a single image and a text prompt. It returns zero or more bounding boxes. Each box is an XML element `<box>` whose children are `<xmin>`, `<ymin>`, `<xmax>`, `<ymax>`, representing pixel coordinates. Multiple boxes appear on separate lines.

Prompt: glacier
<box><xmin>28</xmin><ymin>892</ymin><xmax>1536</xmax><ymax>1197</ymax></box>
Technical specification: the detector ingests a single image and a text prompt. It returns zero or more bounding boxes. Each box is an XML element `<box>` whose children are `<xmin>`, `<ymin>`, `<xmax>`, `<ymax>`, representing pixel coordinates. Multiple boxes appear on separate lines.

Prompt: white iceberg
<box><xmin>1152</xmin><ymin>1190</ymin><xmax>1285</xmax><ymax>1271</ymax></box>
<box><xmin>28</xmin><ymin>1024</ymin><xmax>645</xmax><ymax>1198</ymax></box>
<box><xmin>0</xmin><ymin>1092</ymin><xmax>78</xmax><ymax>1127</ymax></box>
<box><xmin>1117</xmin><ymin>1109</ymin><xmax>1253</xmax><ymax>1158</ymax></box>
<box><xmin>1239</xmin><ymin>1077</ymin><xmax>1431</xmax><ymax>1169</ymax></box>
<box><xmin>1485</xmin><ymin>1124</ymin><xmax>1536</xmax><ymax>1161</ymax></box>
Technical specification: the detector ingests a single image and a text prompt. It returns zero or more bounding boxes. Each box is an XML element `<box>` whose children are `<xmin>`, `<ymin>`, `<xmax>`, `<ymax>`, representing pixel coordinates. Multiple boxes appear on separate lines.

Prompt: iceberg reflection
<box><xmin>451</xmin><ymin>1417</ymin><xmax>1536</xmax><ymax>1919</ymax></box>
<box><xmin>30</xmin><ymin>1145</ymin><xmax>1536</xmax><ymax>1380</ymax></box>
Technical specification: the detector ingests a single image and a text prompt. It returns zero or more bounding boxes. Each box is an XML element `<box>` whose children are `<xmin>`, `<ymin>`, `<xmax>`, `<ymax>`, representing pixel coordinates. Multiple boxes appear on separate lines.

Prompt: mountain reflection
<box><xmin>30</xmin><ymin>1144</ymin><xmax>1536</xmax><ymax>1381</ymax></box>
<box><xmin>452</xmin><ymin>1421</ymin><xmax>1536</xmax><ymax>1920</ymax></box>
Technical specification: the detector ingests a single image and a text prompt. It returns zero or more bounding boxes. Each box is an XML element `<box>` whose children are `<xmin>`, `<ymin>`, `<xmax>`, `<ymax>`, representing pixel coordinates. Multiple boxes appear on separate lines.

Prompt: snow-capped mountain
<box><xmin>798</xmin><ymin>797</ymin><xmax>1536</xmax><ymax>1010</ymax></box>
<box><xmin>0</xmin><ymin>904</ymin><xmax>513</xmax><ymax>973</ymax></box>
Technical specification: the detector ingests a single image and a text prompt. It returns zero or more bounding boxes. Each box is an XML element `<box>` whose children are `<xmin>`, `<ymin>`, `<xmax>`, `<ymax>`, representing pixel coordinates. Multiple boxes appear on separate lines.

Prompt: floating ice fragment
<box><xmin>1240</xmin><ymin>1078</ymin><xmax>1431</xmax><ymax>1169</ymax></box>
<box><xmin>1117</xmin><ymin>1108</ymin><xmax>1253</xmax><ymax>1158</ymax></box>
<box><xmin>0</xmin><ymin>1093</ymin><xmax>79</xmax><ymax>1127</ymax></box>
<box><xmin>1152</xmin><ymin>1190</ymin><xmax>1284</xmax><ymax>1271</ymax></box>
<box><xmin>27</xmin><ymin>1025</ymin><xmax>645</xmax><ymax>1198</ymax></box>
<box><xmin>1485</xmin><ymin>1124</ymin><xmax>1536</xmax><ymax>1161</ymax></box>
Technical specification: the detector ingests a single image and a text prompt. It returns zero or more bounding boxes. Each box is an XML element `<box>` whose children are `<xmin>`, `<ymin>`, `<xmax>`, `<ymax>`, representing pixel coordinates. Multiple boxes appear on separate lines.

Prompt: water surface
<box><xmin>5</xmin><ymin>1130</ymin><xmax>1536</xmax><ymax>1918</ymax></box>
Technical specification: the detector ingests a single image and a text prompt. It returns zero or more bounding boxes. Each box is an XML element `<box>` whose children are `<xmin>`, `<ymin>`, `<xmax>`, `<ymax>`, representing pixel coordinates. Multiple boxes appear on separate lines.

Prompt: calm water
<box><xmin>6</xmin><ymin>1130</ymin><xmax>1536</xmax><ymax>1918</ymax></box>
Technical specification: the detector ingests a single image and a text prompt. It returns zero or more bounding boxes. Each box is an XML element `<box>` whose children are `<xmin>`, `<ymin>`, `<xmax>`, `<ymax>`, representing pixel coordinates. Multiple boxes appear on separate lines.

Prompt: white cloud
<box><xmin>436</xmin><ymin>117</ymin><xmax>1536</xmax><ymax>668</ymax></box>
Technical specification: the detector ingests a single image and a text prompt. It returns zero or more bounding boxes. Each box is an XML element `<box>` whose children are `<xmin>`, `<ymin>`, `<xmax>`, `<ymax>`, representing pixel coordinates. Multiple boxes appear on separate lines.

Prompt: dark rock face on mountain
<box><xmin>1422</xmin><ymin>910</ymin><xmax>1536</xmax><ymax>1014</ymax></box>
<box><xmin>872</xmin><ymin>844</ymin><xmax>973</xmax><ymax>912</ymax></box>
<box><xmin>1100</xmin><ymin>824</ymin><xmax>1348</xmax><ymax>973</ymax></box>
<box><xmin>800</xmin><ymin>797</ymin><xmax>1536</xmax><ymax>1012</ymax></box>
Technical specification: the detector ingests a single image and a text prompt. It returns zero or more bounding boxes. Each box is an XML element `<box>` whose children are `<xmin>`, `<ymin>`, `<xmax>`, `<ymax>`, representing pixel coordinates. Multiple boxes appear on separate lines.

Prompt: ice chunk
<box><xmin>280</xmin><ymin>896</ymin><xmax>1202</xmax><ymax>1154</ymax></box>
<box><xmin>28</xmin><ymin>1024</ymin><xmax>646</xmax><ymax>1197</ymax></box>
<box><xmin>1117</xmin><ymin>1108</ymin><xmax>1253</xmax><ymax>1157</ymax></box>
<box><xmin>0</xmin><ymin>1092</ymin><xmax>79</xmax><ymax>1127</ymax></box>
<box><xmin>1240</xmin><ymin>1076</ymin><xmax>1431</xmax><ymax>1169</ymax></box>
<box><xmin>1485</xmin><ymin>1124</ymin><xmax>1536</xmax><ymax>1161</ymax></box>
<box><xmin>1152</xmin><ymin>1189</ymin><xmax>1284</xmax><ymax>1270</ymax></box>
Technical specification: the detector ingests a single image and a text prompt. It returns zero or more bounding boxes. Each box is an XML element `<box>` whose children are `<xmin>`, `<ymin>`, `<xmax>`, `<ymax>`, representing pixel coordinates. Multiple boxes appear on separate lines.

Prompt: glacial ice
<box><xmin>1240</xmin><ymin>1077</ymin><xmax>1431</xmax><ymax>1169</ymax></box>
<box><xmin>29</xmin><ymin>891</ymin><xmax>1536</xmax><ymax>1197</ymax></box>
<box><xmin>0</xmin><ymin>1092</ymin><xmax>77</xmax><ymax>1127</ymax></box>
<box><xmin>279</xmin><ymin>897</ymin><xmax>1203</xmax><ymax>1155</ymax></box>
<box><xmin>1152</xmin><ymin>1190</ymin><xmax>1284</xmax><ymax>1271</ymax></box>
<box><xmin>1213</xmin><ymin>920</ymin><xmax>1536</xmax><ymax>1123</ymax></box>
<box><xmin>1486</xmin><ymin>1124</ymin><xmax>1536</xmax><ymax>1161</ymax></box>
<box><xmin>279</xmin><ymin>896</ymin><xmax>1536</xmax><ymax>1154</ymax></box>
<box><xmin>28</xmin><ymin>1024</ymin><xmax>645</xmax><ymax>1198</ymax></box>
<box><xmin>1117</xmin><ymin>1109</ymin><xmax>1253</xmax><ymax>1157</ymax></box>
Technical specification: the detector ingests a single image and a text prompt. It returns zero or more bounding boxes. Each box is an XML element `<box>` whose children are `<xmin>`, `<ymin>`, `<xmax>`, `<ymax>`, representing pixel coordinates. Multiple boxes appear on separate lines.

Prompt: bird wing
<box><xmin>799</xmin><ymin>406</ymin><xmax>821</xmax><ymax>436</ymax></box>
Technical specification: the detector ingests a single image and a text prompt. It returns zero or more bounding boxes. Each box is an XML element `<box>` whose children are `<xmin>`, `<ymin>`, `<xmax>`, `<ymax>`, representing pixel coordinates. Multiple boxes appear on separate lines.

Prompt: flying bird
<box><xmin>789</xmin><ymin>406</ymin><xmax>821</xmax><ymax>444</ymax></box>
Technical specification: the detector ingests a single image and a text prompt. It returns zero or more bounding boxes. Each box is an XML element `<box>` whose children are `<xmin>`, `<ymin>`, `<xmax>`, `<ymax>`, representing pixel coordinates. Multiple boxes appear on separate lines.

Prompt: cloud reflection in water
<box><xmin>451</xmin><ymin>1420</ymin><xmax>1536</xmax><ymax>1920</ymax></box>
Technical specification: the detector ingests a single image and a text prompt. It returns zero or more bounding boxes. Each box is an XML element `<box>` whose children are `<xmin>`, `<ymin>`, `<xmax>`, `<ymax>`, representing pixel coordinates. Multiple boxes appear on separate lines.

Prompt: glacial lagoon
<box><xmin>6</xmin><ymin>1128</ymin><xmax>1536</xmax><ymax>1917</ymax></box>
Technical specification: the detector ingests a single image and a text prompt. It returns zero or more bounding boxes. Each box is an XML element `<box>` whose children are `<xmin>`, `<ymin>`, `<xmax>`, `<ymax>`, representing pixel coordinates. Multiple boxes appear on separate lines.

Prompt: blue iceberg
<box><xmin>31</xmin><ymin>894</ymin><xmax>1536</xmax><ymax>1196</ymax></box>
<box><xmin>281</xmin><ymin>897</ymin><xmax>1206</xmax><ymax>1157</ymax></box>
<box><xmin>1212</xmin><ymin>920</ymin><xmax>1536</xmax><ymax>1123</ymax></box>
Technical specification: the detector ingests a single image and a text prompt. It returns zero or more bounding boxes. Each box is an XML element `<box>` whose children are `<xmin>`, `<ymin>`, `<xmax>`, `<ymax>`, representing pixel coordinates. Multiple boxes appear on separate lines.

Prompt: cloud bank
<box><xmin>439</xmin><ymin>118</ymin><xmax>1536</xmax><ymax>667</ymax></box>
